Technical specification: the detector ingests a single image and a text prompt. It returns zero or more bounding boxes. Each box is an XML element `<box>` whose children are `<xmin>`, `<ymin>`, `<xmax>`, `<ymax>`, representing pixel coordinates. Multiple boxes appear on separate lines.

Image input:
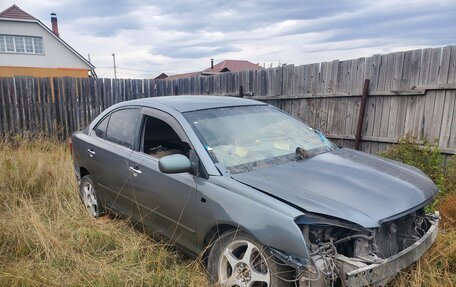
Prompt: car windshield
<box><xmin>184</xmin><ymin>105</ymin><xmax>336</xmax><ymax>173</ymax></box>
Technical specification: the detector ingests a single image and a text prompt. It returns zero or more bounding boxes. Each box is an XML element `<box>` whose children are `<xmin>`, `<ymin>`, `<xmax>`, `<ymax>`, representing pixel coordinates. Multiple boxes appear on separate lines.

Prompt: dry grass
<box><xmin>0</xmin><ymin>138</ymin><xmax>209</xmax><ymax>287</ymax></box>
<box><xmin>391</xmin><ymin>227</ymin><xmax>456</xmax><ymax>286</ymax></box>
<box><xmin>0</xmin><ymin>138</ymin><xmax>454</xmax><ymax>286</ymax></box>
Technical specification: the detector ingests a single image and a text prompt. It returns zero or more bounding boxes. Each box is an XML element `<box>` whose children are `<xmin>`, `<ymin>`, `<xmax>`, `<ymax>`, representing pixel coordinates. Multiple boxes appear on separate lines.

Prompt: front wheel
<box><xmin>79</xmin><ymin>175</ymin><xmax>103</xmax><ymax>218</ymax></box>
<box><xmin>207</xmin><ymin>231</ymin><xmax>293</xmax><ymax>287</ymax></box>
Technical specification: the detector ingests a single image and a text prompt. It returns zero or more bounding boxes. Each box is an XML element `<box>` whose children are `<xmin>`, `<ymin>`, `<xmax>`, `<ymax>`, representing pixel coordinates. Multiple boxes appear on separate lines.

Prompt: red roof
<box><xmin>0</xmin><ymin>5</ymin><xmax>36</xmax><ymax>20</ymax></box>
<box><xmin>203</xmin><ymin>60</ymin><xmax>262</xmax><ymax>73</ymax></box>
<box><xmin>162</xmin><ymin>60</ymin><xmax>262</xmax><ymax>80</ymax></box>
<box><xmin>165</xmin><ymin>71</ymin><xmax>201</xmax><ymax>80</ymax></box>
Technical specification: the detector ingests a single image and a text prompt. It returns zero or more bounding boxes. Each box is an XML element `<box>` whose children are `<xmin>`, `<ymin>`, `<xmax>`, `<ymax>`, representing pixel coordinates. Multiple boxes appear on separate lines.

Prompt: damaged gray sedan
<box><xmin>71</xmin><ymin>96</ymin><xmax>439</xmax><ymax>287</ymax></box>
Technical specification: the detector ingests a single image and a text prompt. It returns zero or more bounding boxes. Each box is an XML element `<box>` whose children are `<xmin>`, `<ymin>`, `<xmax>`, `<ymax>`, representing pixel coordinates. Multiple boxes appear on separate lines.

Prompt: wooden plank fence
<box><xmin>0</xmin><ymin>45</ymin><xmax>455</xmax><ymax>156</ymax></box>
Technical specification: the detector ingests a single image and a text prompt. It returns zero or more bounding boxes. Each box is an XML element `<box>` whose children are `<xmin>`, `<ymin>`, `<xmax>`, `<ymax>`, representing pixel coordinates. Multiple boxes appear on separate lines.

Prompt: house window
<box><xmin>5</xmin><ymin>36</ymin><xmax>14</xmax><ymax>52</ymax></box>
<box><xmin>14</xmin><ymin>36</ymin><xmax>25</xmax><ymax>52</ymax></box>
<box><xmin>33</xmin><ymin>38</ymin><xmax>43</xmax><ymax>54</ymax></box>
<box><xmin>0</xmin><ymin>35</ymin><xmax>44</xmax><ymax>54</ymax></box>
<box><xmin>0</xmin><ymin>36</ymin><xmax>4</xmax><ymax>52</ymax></box>
<box><xmin>24</xmin><ymin>37</ymin><xmax>34</xmax><ymax>53</ymax></box>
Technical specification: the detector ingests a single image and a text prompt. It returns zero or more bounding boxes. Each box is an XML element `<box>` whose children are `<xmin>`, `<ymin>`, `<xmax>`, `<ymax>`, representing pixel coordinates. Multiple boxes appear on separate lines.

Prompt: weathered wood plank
<box><xmin>419</xmin><ymin>48</ymin><xmax>432</xmax><ymax>85</ymax></box>
<box><xmin>17</xmin><ymin>77</ymin><xmax>27</xmax><ymax>133</ymax></box>
<box><xmin>325</xmin><ymin>60</ymin><xmax>339</xmax><ymax>134</ymax></box>
<box><xmin>430</xmin><ymin>90</ymin><xmax>446</xmax><ymax>141</ymax></box>
<box><xmin>30</xmin><ymin>78</ymin><xmax>39</xmax><ymax>134</ymax></box>
<box><xmin>378</xmin><ymin>54</ymin><xmax>395</xmax><ymax>138</ymax></box>
<box><xmin>371</xmin><ymin>55</ymin><xmax>386</xmax><ymax>139</ymax></box>
<box><xmin>364</xmin><ymin>55</ymin><xmax>379</xmax><ymax>140</ymax></box>
<box><xmin>447</xmin><ymin>89</ymin><xmax>456</xmax><ymax>149</ymax></box>
<box><xmin>422</xmin><ymin>90</ymin><xmax>436</xmax><ymax>140</ymax></box>
<box><xmin>428</xmin><ymin>47</ymin><xmax>442</xmax><ymax>85</ymax></box>
<box><xmin>448</xmin><ymin>46</ymin><xmax>456</xmax><ymax>85</ymax></box>
<box><xmin>413</xmin><ymin>49</ymin><xmax>431</xmax><ymax>139</ymax></box>
<box><xmin>27</xmin><ymin>77</ymin><xmax>35</xmax><ymax>132</ymax></box>
<box><xmin>387</xmin><ymin>52</ymin><xmax>403</xmax><ymax>138</ymax></box>
<box><xmin>43</xmin><ymin>78</ymin><xmax>51</xmax><ymax>134</ymax></box>
<box><xmin>0</xmin><ymin>78</ymin><xmax>7</xmax><ymax>134</ymax></box>
<box><xmin>439</xmin><ymin>90</ymin><xmax>455</xmax><ymax>148</ymax></box>
<box><xmin>438</xmin><ymin>46</ymin><xmax>452</xmax><ymax>84</ymax></box>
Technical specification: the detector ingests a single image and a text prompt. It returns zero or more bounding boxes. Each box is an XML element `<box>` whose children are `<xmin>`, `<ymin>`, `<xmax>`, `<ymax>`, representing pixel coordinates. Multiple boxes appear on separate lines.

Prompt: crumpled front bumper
<box><xmin>298</xmin><ymin>212</ymin><xmax>439</xmax><ymax>287</ymax></box>
<box><xmin>343</xmin><ymin>213</ymin><xmax>439</xmax><ymax>286</ymax></box>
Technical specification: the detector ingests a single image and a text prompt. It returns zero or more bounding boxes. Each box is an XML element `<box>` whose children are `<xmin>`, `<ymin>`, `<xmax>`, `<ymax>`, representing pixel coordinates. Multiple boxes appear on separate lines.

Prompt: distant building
<box><xmin>201</xmin><ymin>59</ymin><xmax>263</xmax><ymax>75</ymax></box>
<box><xmin>0</xmin><ymin>5</ymin><xmax>95</xmax><ymax>77</ymax></box>
<box><xmin>161</xmin><ymin>59</ymin><xmax>262</xmax><ymax>80</ymax></box>
<box><xmin>154</xmin><ymin>72</ymin><xmax>168</xmax><ymax>80</ymax></box>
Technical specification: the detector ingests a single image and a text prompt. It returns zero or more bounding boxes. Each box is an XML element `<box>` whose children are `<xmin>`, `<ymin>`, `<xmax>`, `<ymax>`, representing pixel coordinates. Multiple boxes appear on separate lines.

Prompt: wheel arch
<box><xmin>80</xmin><ymin>167</ymin><xmax>90</xmax><ymax>179</ymax></box>
<box><xmin>202</xmin><ymin>223</ymin><xmax>262</xmax><ymax>260</ymax></box>
<box><xmin>197</xmin><ymin>178</ymin><xmax>311</xmax><ymax>260</ymax></box>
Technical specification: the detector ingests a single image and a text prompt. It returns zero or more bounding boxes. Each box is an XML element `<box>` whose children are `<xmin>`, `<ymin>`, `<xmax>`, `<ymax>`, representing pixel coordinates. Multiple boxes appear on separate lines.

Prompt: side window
<box><xmin>93</xmin><ymin>115</ymin><xmax>110</xmax><ymax>139</ymax></box>
<box><xmin>105</xmin><ymin>108</ymin><xmax>140</xmax><ymax>149</ymax></box>
<box><xmin>142</xmin><ymin>115</ymin><xmax>190</xmax><ymax>158</ymax></box>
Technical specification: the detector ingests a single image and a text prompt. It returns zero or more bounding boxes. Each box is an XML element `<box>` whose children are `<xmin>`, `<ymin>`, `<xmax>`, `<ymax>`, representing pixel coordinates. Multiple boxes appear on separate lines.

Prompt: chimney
<box><xmin>210</xmin><ymin>58</ymin><xmax>214</xmax><ymax>70</ymax></box>
<box><xmin>51</xmin><ymin>13</ymin><xmax>59</xmax><ymax>37</ymax></box>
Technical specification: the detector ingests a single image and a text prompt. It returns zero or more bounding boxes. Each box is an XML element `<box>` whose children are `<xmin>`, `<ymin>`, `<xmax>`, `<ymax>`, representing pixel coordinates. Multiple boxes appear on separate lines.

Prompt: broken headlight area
<box><xmin>294</xmin><ymin>210</ymin><xmax>439</xmax><ymax>286</ymax></box>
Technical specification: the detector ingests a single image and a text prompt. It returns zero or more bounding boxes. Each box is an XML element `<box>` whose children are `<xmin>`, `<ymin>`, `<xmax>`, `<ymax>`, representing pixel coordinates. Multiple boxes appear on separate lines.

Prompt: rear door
<box><xmin>87</xmin><ymin>107</ymin><xmax>140</xmax><ymax>215</ymax></box>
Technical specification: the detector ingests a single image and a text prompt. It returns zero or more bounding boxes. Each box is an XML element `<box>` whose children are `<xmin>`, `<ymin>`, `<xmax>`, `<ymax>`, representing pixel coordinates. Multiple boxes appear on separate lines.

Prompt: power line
<box><xmin>95</xmin><ymin>66</ymin><xmax>156</xmax><ymax>73</ymax></box>
<box><xmin>98</xmin><ymin>69</ymin><xmax>114</xmax><ymax>78</ymax></box>
<box><xmin>117</xmin><ymin>66</ymin><xmax>156</xmax><ymax>73</ymax></box>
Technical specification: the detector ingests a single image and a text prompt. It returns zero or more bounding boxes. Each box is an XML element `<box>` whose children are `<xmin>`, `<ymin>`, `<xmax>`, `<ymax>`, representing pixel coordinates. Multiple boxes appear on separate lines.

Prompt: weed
<box><xmin>379</xmin><ymin>135</ymin><xmax>445</xmax><ymax>188</ymax></box>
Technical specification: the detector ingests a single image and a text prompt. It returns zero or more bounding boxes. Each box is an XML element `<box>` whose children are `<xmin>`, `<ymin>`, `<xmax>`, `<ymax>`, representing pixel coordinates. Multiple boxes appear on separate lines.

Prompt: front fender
<box><xmin>196</xmin><ymin>176</ymin><xmax>310</xmax><ymax>259</ymax></box>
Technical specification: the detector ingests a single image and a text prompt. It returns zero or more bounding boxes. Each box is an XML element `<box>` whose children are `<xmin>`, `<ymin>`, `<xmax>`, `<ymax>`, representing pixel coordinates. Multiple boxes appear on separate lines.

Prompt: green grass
<box><xmin>0</xmin><ymin>137</ymin><xmax>454</xmax><ymax>286</ymax></box>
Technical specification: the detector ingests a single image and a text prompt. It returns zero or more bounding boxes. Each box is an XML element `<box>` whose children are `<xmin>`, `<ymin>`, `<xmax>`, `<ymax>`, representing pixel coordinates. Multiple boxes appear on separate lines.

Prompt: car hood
<box><xmin>231</xmin><ymin>148</ymin><xmax>438</xmax><ymax>228</ymax></box>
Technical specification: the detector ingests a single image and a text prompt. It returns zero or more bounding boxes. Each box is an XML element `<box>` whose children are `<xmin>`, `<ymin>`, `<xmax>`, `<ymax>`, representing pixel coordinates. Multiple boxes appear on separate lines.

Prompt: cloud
<box><xmin>2</xmin><ymin>0</ymin><xmax>455</xmax><ymax>78</ymax></box>
<box><xmin>71</xmin><ymin>14</ymin><xmax>143</xmax><ymax>37</ymax></box>
<box><xmin>151</xmin><ymin>44</ymin><xmax>241</xmax><ymax>59</ymax></box>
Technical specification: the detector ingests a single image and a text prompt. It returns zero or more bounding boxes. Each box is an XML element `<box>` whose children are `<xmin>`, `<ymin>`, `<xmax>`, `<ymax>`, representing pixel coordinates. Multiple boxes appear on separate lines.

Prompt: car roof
<box><xmin>121</xmin><ymin>95</ymin><xmax>267</xmax><ymax>112</ymax></box>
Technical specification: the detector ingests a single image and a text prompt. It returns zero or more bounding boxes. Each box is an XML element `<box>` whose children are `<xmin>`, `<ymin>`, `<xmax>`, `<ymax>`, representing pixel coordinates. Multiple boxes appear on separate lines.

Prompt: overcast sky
<box><xmin>3</xmin><ymin>0</ymin><xmax>456</xmax><ymax>78</ymax></box>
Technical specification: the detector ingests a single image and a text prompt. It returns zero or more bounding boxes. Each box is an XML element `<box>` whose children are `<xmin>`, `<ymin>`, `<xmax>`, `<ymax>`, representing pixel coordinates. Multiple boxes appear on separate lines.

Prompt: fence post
<box><xmin>354</xmin><ymin>79</ymin><xmax>370</xmax><ymax>150</ymax></box>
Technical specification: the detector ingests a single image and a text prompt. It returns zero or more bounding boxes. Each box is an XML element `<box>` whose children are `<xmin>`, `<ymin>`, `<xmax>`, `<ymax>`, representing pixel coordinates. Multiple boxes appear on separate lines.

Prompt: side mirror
<box><xmin>159</xmin><ymin>154</ymin><xmax>192</xmax><ymax>174</ymax></box>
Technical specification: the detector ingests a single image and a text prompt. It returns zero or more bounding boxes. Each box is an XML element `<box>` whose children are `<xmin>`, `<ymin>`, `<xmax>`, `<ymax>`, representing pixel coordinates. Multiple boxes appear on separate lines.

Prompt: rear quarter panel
<box><xmin>72</xmin><ymin>131</ymin><xmax>91</xmax><ymax>180</ymax></box>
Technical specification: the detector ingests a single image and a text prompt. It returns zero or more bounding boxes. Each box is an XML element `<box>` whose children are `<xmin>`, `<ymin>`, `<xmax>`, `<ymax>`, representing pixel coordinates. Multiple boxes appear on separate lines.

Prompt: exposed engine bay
<box><xmin>297</xmin><ymin>209</ymin><xmax>439</xmax><ymax>287</ymax></box>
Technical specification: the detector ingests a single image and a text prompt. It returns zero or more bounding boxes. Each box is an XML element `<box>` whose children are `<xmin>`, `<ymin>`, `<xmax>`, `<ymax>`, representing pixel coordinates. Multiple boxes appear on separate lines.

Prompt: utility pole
<box><xmin>112</xmin><ymin>53</ymin><xmax>117</xmax><ymax>79</ymax></box>
<box><xmin>88</xmin><ymin>53</ymin><xmax>91</xmax><ymax>63</ymax></box>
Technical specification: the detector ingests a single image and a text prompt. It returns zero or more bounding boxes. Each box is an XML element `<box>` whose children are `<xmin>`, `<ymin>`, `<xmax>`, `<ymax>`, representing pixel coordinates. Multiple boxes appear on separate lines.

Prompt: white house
<box><xmin>0</xmin><ymin>4</ymin><xmax>95</xmax><ymax>77</ymax></box>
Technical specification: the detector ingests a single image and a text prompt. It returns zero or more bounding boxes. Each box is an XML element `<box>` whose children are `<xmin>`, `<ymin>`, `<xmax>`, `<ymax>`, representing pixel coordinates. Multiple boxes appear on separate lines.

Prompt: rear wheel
<box><xmin>79</xmin><ymin>175</ymin><xmax>103</xmax><ymax>217</ymax></box>
<box><xmin>207</xmin><ymin>231</ymin><xmax>293</xmax><ymax>287</ymax></box>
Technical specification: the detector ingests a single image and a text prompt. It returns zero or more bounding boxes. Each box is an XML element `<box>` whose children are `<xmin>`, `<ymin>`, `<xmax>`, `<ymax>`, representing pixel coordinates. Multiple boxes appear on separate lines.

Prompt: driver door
<box><xmin>128</xmin><ymin>108</ymin><xmax>198</xmax><ymax>252</ymax></box>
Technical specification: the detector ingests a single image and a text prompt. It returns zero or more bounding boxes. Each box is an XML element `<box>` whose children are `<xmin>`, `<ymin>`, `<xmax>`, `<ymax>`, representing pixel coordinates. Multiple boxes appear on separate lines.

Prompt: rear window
<box><xmin>104</xmin><ymin>108</ymin><xmax>140</xmax><ymax>149</ymax></box>
<box><xmin>94</xmin><ymin>115</ymin><xmax>109</xmax><ymax>138</ymax></box>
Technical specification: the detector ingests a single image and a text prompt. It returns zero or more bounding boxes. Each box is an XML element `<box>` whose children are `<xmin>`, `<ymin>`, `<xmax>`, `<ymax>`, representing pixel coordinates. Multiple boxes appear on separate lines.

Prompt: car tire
<box><xmin>79</xmin><ymin>175</ymin><xmax>103</xmax><ymax>218</ymax></box>
<box><xmin>207</xmin><ymin>230</ymin><xmax>294</xmax><ymax>287</ymax></box>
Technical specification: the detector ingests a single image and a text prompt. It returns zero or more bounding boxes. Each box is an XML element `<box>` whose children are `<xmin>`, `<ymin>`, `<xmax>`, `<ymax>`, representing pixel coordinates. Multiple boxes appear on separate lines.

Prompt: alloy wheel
<box><xmin>218</xmin><ymin>239</ymin><xmax>270</xmax><ymax>287</ymax></box>
<box><xmin>82</xmin><ymin>181</ymin><xmax>98</xmax><ymax>217</ymax></box>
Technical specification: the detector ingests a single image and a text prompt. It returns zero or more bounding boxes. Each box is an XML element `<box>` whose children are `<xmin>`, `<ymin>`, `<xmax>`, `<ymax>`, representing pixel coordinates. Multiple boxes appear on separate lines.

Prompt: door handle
<box><xmin>129</xmin><ymin>166</ymin><xmax>142</xmax><ymax>176</ymax></box>
<box><xmin>87</xmin><ymin>149</ymin><xmax>96</xmax><ymax>157</ymax></box>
